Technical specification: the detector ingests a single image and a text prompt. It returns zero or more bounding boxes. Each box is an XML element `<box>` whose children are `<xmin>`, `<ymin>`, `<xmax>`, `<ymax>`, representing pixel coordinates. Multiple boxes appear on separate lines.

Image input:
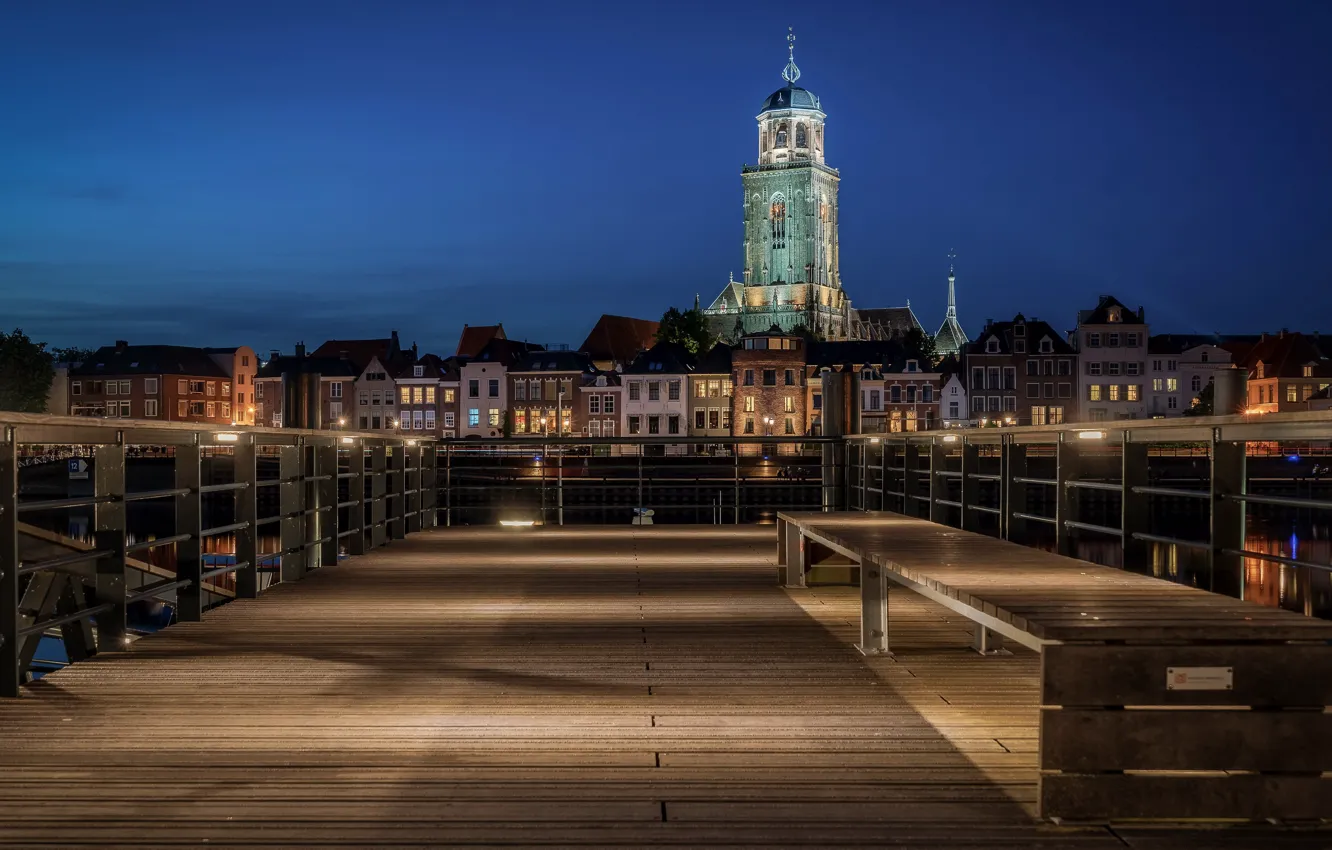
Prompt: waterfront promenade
<box><xmin>0</xmin><ymin>527</ymin><xmax>1325</xmax><ymax>847</ymax></box>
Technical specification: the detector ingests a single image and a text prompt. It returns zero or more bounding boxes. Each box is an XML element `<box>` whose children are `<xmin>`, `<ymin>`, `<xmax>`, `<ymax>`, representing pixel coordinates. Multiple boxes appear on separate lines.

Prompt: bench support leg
<box><xmin>857</xmin><ymin>560</ymin><xmax>890</xmax><ymax>657</ymax></box>
<box><xmin>972</xmin><ymin>625</ymin><xmax>1009</xmax><ymax>656</ymax></box>
<box><xmin>783</xmin><ymin>525</ymin><xmax>806</xmax><ymax>589</ymax></box>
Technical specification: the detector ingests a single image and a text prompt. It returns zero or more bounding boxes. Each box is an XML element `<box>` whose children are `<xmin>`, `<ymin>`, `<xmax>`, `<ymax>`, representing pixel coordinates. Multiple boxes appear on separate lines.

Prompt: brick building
<box><xmin>69</xmin><ymin>342</ymin><xmax>242</xmax><ymax>424</ymax></box>
<box><xmin>205</xmin><ymin>346</ymin><xmax>259</xmax><ymax>425</ymax></box>
<box><xmin>1240</xmin><ymin>331</ymin><xmax>1332</xmax><ymax>414</ymax></box>
<box><xmin>579</xmin><ymin>372</ymin><xmax>622</xmax><ymax>438</ymax></box>
<box><xmin>732</xmin><ymin>327</ymin><xmax>806</xmax><ymax>438</ymax></box>
<box><xmin>457</xmin><ymin>336</ymin><xmax>543</xmax><ymax>438</ymax></box>
<box><xmin>966</xmin><ymin>315</ymin><xmax>1076</xmax><ymax>425</ymax></box>
<box><xmin>508</xmin><ymin>350</ymin><xmax>593</xmax><ymax>436</ymax></box>
<box><xmin>390</xmin><ymin>351</ymin><xmax>450</xmax><ymax>435</ymax></box>
<box><xmin>254</xmin><ymin>344</ymin><xmax>360</xmax><ymax>428</ymax></box>
<box><xmin>689</xmin><ymin>343</ymin><xmax>733</xmax><ymax>438</ymax></box>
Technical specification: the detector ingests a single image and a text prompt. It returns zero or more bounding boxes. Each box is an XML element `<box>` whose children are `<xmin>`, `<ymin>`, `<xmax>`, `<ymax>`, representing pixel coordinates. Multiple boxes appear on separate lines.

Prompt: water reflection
<box><xmin>1043</xmin><ymin>524</ymin><xmax>1332</xmax><ymax>620</ymax></box>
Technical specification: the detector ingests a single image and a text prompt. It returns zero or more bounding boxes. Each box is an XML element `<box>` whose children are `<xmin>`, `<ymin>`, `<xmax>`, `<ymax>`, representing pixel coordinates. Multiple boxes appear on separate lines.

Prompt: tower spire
<box><xmin>782</xmin><ymin>27</ymin><xmax>801</xmax><ymax>84</ymax></box>
<box><xmin>946</xmin><ymin>249</ymin><xmax>957</xmax><ymax>319</ymax></box>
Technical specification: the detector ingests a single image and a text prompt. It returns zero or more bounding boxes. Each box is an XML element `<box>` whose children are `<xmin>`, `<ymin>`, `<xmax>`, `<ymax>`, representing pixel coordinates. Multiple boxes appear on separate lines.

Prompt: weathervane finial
<box><xmin>782</xmin><ymin>27</ymin><xmax>801</xmax><ymax>84</ymax></box>
<box><xmin>948</xmin><ymin>249</ymin><xmax>956</xmax><ymax>276</ymax></box>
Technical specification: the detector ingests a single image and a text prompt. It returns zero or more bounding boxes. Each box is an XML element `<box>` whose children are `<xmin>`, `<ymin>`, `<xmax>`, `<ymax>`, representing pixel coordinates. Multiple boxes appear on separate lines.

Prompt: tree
<box><xmin>1183</xmin><ymin>381</ymin><xmax>1214</xmax><ymax>416</ymax></box>
<box><xmin>656</xmin><ymin>306</ymin><xmax>717</xmax><ymax>356</ymax></box>
<box><xmin>902</xmin><ymin>327</ymin><xmax>938</xmax><ymax>366</ymax></box>
<box><xmin>789</xmin><ymin>323</ymin><xmax>825</xmax><ymax>343</ymax></box>
<box><xmin>51</xmin><ymin>346</ymin><xmax>96</xmax><ymax>365</ymax></box>
<box><xmin>0</xmin><ymin>328</ymin><xmax>56</xmax><ymax>413</ymax></box>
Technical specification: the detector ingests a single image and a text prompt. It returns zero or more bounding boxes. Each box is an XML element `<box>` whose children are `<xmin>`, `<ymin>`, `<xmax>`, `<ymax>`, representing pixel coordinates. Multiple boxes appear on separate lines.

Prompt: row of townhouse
<box><xmin>67</xmin><ymin>341</ymin><xmax>259</xmax><ymax>425</ymax></box>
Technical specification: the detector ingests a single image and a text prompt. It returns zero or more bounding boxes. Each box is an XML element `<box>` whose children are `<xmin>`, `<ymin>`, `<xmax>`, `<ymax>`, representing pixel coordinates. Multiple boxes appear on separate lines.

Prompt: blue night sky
<box><xmin>3</xmin><ymin>0</ymin><xmax>1330</xmax><ymax>355</ymax></box>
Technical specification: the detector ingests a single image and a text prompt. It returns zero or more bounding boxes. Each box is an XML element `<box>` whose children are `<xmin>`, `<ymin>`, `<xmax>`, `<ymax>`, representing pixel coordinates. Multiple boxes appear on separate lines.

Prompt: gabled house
<box><xmin>967</xmin><ymin>315</ymin><xmax>1076</xmax><ymax>425</ymax></box>
<box><xmin>623</xmin><ymin>342</ymin><xmax>694</xmax><ymax>437</ymax></box>
<box><xmin>1240</xmin><ymin>331</ymin><xmax>1332</xmax><ymax>414</ymax></box>
<box><xmin>1072</xmin><ymin>295</ymin><xmax>1148</xmax><ymax>421</ymax></box>
<box><xmin>508</xmin><ymin>350</ymin><xmax>594</xmax><ymax>436</ymax></box>
<box><xmin>690</xmin><ymin>343</ymin><xmax>734</xmax><ymax>438</ymax></box>
<box><xmin>69</xmin><ymin>341</ymin><xmax>239</xmax><ymax>424</ymax></box>
<box><xmin>458</xmin><ymin>337</ymin><xmax>543</xmax><ymax>438</ymax></box>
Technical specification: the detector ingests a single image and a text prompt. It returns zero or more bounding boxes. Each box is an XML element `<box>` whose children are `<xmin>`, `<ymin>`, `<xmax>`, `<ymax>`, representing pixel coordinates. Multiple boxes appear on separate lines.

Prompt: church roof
<box><xmin>854</xmin><ymin>306</ymin><xmax>923</xmax><ymax>340</ymax></box>
<box><xmin>760</xmin><ymin>85</ymin><xmax>822</xmax><ymax>114</ymax></box>
<box><xmin>934</xmin><ymin>316</ymin><xmax>969</xmax><ymax>356</ymax></box>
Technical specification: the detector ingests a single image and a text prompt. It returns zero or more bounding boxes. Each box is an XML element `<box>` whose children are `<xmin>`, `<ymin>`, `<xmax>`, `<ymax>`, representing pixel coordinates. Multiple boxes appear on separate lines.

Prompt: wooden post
<box><xmin>174</xmin><ymin>439</ymin><xmax>204</xmax><ymax>621</ymax></box>
<box><xmin>278</xmin><ymin>442</ymin><xmax>304</xmax><ymax>583</ymax></box>
<box><xmin>1003</xmin><ymin>437</ymin><xmax>1028</xmax><ymax>542</ymax></box>
<box><xmin>928</xmin><ymin>439</ymin><xmax>948</xmax><ymax>525</ymax></box>
<box><xmin>960</xmin><ymin>437</ymin><xmax>980</xmax><ymax>532</ymax></box>
<box><xmin>1</xmin><ymin>429</ymin><xmax>20</xmax><ymax>698</ymax></box>
<box><xmin>316</xmin><ymin>442</ymin><xmax>338</xmax><ymax>568</ymax></box>
<box><xmin>233</xmin><ymin>435</ymin><xmax>259</xmax><ymax>598</ymax></box>
<box><xmin>1210</xmin><ymin>430</ymin><xmax>1246</xmax><ymax>599</ymax></box>
<box><xmin>1055</xmin><ymin>433</ymin><xmax>1080</xmax><ymax>557</ymax></box>
<box><xmin>369</xmin><ymin>444</ymin><xmax>387</xmax><ymax>548</ymax></box>
<box><xmin>347</xmin><ymin>441</ymin><xmax>366</xmax><ymax>555</ymax></box>
<box><xmin>902</xmin><ymin>442</ymin><xmax>922</xmax><ymax>518</ymax></box>
<box><xmin>92</xmin><ymin>439</ymin><xmax>127</xmax><ymax>651</ymax></box>
<box><xmin>1121</xmin><ymin>436</ymin><xmax>1150</xmax><ymax>571</ymax></box>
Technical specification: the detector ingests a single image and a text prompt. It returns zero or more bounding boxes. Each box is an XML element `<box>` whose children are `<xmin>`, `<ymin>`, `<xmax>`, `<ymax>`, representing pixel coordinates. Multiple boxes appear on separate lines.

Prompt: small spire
<box><xmin>946</xmin><ymin>250</ymin><xmax>958</xmax><ymax>319</ymax></box>
<box><xmin>782</xmin><ymin>27</ymin><xmax>801</xmax><ymax>84</ymax></box>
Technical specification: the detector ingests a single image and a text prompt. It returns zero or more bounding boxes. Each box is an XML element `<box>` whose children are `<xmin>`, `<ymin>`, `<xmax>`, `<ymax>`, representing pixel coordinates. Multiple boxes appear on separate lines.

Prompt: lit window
<box><xmin>1089</xmin><ymin>385</ymin><xmax>1102</xmax><ymax>402</ymax></box>
<box><xmin>1287</xmin><ymin>385</ymin><xmax>1298</xmax><ymax>403</ymax></box>
<box><xmin>1109</xmin><ymin>385</ymin><xmax>1121</xmax><ymax>401</ymax></box>
<box><xmin>444</xmin><ymin>388</ymin><xmax>455</xmax><ymax>403</ymax></box>
<box><xmin>784</xmin><ymin>397</ymin><xmax>794</xmax><ymax>413</ymax></box>
<box><xmin>1127</xmin><ymin>384</ymin><xmax>1140</xmax><ymax>401</ymax></box>
<box><xmin>1166</xmin><ymin>378</ymin><xmax>1178</xmax><ymax>392</ymax></box>
<box><xmin>400</xmin><ymin>387</ymin><xmax>410</xmax><ymax>404</ymax></box>
<box><xmin>468</xmin><ymin>408</ymin><xmax>480</xmax><ymax>427</ymax></box>
<box><xmin>744</xmin><ymin>396</ymin><xmax>755</xmax><ymax>413</ymax></box>
<box><xmin>488</xmin><ymin>408</ymin><xmax>499</xmax><ymax>427</ymax></box>
<box><xmin>145</xmin><ymin>399</ymin><xmax>158</xmax><ymax>417</ymax></box>
<box><xmin>425</xmin><ymin>386</ymin><xmax>435</xmax><ymax>404</ymax></box>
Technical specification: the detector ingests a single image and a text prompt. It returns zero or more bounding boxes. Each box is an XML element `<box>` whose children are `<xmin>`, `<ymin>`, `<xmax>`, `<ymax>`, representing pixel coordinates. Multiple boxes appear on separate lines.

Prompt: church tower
<box><xmin>933</xmin><ymin>252</ymin><xmax>969</xmax><ymax>357</ymax></box>
<box><xmin>706</xmin><ymin>30</ymin><xmax>853</xmax><ymax>340</ymax></box>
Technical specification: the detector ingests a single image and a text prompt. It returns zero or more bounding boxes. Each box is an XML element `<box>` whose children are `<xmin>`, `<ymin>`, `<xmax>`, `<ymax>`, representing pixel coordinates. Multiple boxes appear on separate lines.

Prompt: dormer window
<box><xmin>1108</xmin><ymin>307</ymin><xmax>1122</xmax><ymax>322</ymax></box>
<box><xmin>862</xmin><ymin>368</ymin><xmax>874</xmax><ymax>380</ymax></box>
<box><xmin>1201</xmin><ymin>352</ymin><xmax>1209</xmax><ymax>363</ymax></box>
<box><xmin>1040</xmin><ymin>338</ymin><xmax>1053</xmax><ymax>354</ymax></box>
<box><xmin>906</xmin><ymin>360</ymin><xmax>919</xmax><ymax>373</ymax></box>
<box><xmin>986</xmin><ymin>337</ymin><xmax>1000</xmax><ymax>354</ymax></box>
<box><xmin>1304</xmin><ymin>364</ymin><xmax>1314</xmax><ymax>377</ymax></box>
<box><xmin>413</xmin><ymin>366</ymin><xmax>424</xmax><ymax>378</ymax></box>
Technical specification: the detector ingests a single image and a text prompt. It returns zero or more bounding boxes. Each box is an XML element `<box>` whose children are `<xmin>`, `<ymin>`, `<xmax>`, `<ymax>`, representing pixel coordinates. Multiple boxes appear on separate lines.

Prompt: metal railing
<box><xmin>845</xmin><ymin>411</ymin><xmax>1332</xmax><ymax>602</ymax></box>
<box><xmin>435</xmin><ymin>437</ymin><xmax>840</xmax><ymax>527</ymax></box>
<box><xmin>1</xmin><ymin>412</ymin><xmax>436</xmax><ymax>697</ymax></box>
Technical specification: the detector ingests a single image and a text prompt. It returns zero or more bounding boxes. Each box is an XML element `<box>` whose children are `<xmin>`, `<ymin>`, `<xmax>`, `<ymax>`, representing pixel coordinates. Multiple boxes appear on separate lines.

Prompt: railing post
<box><xmin>732</xmin><ymin>445</ymin><xmax>739</xmax><ymax>524</ymax></box>
<box><xmin>234</xmin><ymin>434</ymin><xmax>259</xmax><ymax>598</ymax></box>
<box><xmin>1121</xmin><ymin>433</ymin><xmax>1149</xmax><ymax>571</ymax></box>
<box><xmin>879</xmin><ymin>437</ymin><xmax>888</xmax><ymax>512</ymax></box>
<box><xmin>278</xmin><ymin>442</ymin><xmax>304</xmax><ymax>583</ymax></box>
<box><xmin>928</xmin><ymin>438</ymin><xmax>947</xmax><ymax>525</ymax></box>
<box><xmin>1210</xmin><ymin>429</ymin><xmax>1246</xmax><ymax>598</ymax></box>
<box><xmin>316</xmin><ymin>441</ymin><xmax>338</xmax><ymax>567</ymax></box>
<box><xmin>175</xmin><ymin>437</ymin><xmax>204</xmax><ymax>621</ymax></box>
<box><xmin>443</xmin><ymin>444</ymin><xmax>452</xmax><ymax>528</ymax></box>
<box><xmin>420</xmin><ymin>444</ymin><xmax>437</xmax><ymax>528</ymax></box>
<box><xmin>857</xmin><ymin>560</ymin><xmax>889</xmax><ymax>656</ymax></box>
<box><xmin>960</xmin><ymin>437</ymin><xmax>980</xmax><ymax>532</ymax></box>
<box><xmin>92</xmin><ymin>438</ymin><xmax>128</xmax><ymax>651</ymax></box>
<box><xmin>1</xmin><ymin>428</ymin><xmax>20</xmax><ymax>698</ymax></box>
<box><xmin>387</xmin><ymin>443</ymin><xmax>406</xmax><ymax>541</ymax></box>
<box><xmin>902</xmin><ymin>441</ymin><xmax>921</xmax><ymax>518</ymax></box>
<box><xmin>1055</xmin><ymin>432</ymin><xmax>1081</xmax><ymax>557</ymax></box>
<box><xmin>347</xmin><ymin>441</ymin><xmax>366</xmax><ymax>555</ymax></box>
<box><xmin>405</xmin><ymin>443</ymin><xmax>422</xmax><ymax>534</ymax></box>
<box><xmin>369</xmin><ymin>444</ymin><xmax>387</xmax><ymax>548</ymax></box>
<box><xmin>1003</xmin><ymin>436</ymin><xmax>1027</xmax><ymax>541</ymax></box>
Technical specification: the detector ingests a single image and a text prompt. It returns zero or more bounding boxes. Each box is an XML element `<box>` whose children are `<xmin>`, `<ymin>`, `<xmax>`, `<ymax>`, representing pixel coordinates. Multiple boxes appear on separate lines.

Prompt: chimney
<box><xmin>412</xmin><ymin>342</ymin><xmax>419</xmax><ymax>358</ymax></box>
<box><xmin>270</xmin><ymin>349</ymin><xmax>280</xmax><ymax>361</ymax></box>
<box><xmin>295</xmin><ymin>342</ymin><xmax>306</xmax><ymax>358</ymax></box>
<box><xmin>115</xmin><ymin>340</ymin><xmax>128</xmax><ymax>350</ymax></box>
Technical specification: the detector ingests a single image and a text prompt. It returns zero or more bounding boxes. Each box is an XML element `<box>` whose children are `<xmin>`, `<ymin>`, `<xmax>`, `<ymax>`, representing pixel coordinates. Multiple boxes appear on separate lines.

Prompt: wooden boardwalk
<box><xmin>0</xmin><ymin>526</ymin><xmax>1326</xmax><ymax>848</ymax></box>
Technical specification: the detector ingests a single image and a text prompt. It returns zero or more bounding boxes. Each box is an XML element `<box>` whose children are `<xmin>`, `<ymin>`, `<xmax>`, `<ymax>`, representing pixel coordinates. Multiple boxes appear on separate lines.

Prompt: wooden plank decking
<box><xmin>0</xmin><ymin>526</ymin><xmax>1327</xmax><ymax>848</ymax></box>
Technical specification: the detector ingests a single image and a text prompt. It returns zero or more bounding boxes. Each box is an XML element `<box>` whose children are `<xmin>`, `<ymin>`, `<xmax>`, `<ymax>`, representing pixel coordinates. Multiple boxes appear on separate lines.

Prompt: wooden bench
<box><xmin>776</xmin><ymin>510</ymin><xmax>1332</xmax><ymax>823</ymax></box>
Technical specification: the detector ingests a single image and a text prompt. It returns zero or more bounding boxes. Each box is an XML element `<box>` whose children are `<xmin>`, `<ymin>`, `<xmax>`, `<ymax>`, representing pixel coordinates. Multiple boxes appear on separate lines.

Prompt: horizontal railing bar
<box><xmin>884</xmin><ymin>489</ymin><xmax>906</xmax><ymax>497</ymax></box>
<box><xmin>1131</xmin><ymin>485</ymin><xmax>1212</xmax><ymax>499</ymax></box>
<box><xmin>934</xmin><ymin>498</ymin><xmax>962</xmax><ymax>508</ymax></box>
<box><xmin>336</xmin><ymin>500</ymin><xmax>360</xmax><ymax>509</ymax></box>
<box><xmin>126</xmin><ymin>533</ymin><xmax>191</xmax><ymax>553</ymax></box>
<box><xmin>306</xmin><ymin>475</ymin><xmax>333</xmax><ymax>482</ymax></box>
<box><xmin>336</xmin><ymin>472</ymin><xmax>358</xmax><ymax>479</ymax></box>
<box><xmin>17</xmin><ymin>495</ymin><xmax>115</xmax><ymax>512</ymax></box>
<box><xmin>1012</xmin><ymin>510</ymin><xmax>1057</xmax><ymax>525</ymax></box>
<box><xmin>200</xmin><ymin>521</ymin><xmax>251</xmax><ymax>538</ymax></box>
<box><xmin>909</xmin><ymin>494</ymin><xmax>932</xmax><ymax>501</ymax></box>
<box><xmin>967</xmin><ymin>504</ymin><xmax>1002</xmax><ymax>514</ymax></box>
<box><xmin>199</xmin><ymin>482</ymin><xmax>249</xmax><ymax>494</ymax></box>
<box><xmin>19</xmin><ymin>603</ymin><xmax>115</xmax><ymax>638</ymax></box>
<box><xmin>1011</xmin><ymin>477</ymin><xmax>1057</xmax><ymax>486</ymax></box>
<box><xmin>336</xmin><ymin>529</ymin><xmax>359</xmax><ymax>539</ymax></box>
<box><xmin>125</xmin><ymin>578</ymin><xmax>192</xmax><ymax>604</ymax></box>
<box><xmin>934</xmin><ymin>470</ymin><xmax>962</xmax><ymax>478</ymax></box>
<box><xmin>1063</xmin><ymin>519</ymin><xmax>1124</xmax><ymax>536</ymax></box>
<box><xmin>254</xmin><ymin>517</ymin><xmax>281</xmax><ymax>526</ymax></box>
<box><xmin>967</xmin><ymin>473</ymin><xmax>1002</xmax><ymax>481</ymax></box>
<box><xmin>303</xmin><ymin>537</ymin><xmax>332</xmax><ymax>549</ymax></box>
<box><xmin>1131</xmin><ymin>531</ymin><xmax>1211</xmax><ymax>550</ymax></box>
<box><xmin>1223</xmin><ymin>548</ymin><xmax>1332</xmax><ymax>572</ymax></box>
<box><xmin>124</xmin><ymin>487</ymin><xmax>192</xmax><ymax>502</ymax></box>
<box><xmin>1225</xmin><ymin>493</ymin><xmax>1332</xmax><ymax>511</ymax></box>
<box><xmin>18</xmin><ymin>549</ymin><xmax>111</xmax><ymax>576</ymax></box>
<box><xmin>1065</xmin><ymin>480</ymin><xmax>1122</xmax><ymax>493</ymax></box>
<box><xmin>201</xmin><ymin>562</ymin><xmax>249</xmax><ymax>581</ymax></box>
